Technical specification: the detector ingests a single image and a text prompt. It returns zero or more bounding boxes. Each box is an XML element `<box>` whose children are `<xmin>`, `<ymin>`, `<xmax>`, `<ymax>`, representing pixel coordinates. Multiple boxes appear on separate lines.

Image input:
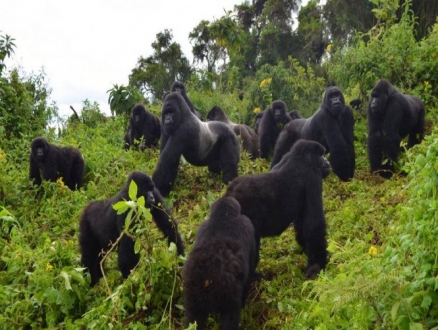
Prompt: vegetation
<box><xmin>1</xmin><ymin>0</ymin><xmax>438</xmax><ymax>328</ymax></box>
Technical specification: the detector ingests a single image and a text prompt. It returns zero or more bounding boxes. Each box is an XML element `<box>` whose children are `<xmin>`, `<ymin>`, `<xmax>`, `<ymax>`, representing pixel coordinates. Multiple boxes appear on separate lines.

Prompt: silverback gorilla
<box><xmin>226</xmin><ymin>139</ymin><xmax>330</xmax><ymax>279</ymax></box>
<box><xmin>271</xmin><ymin>86</ymin><xmax>355</xmax><ymax>181</ymax></box>
<box><xmin>152</xmin><ymin>92</ymin><xmax>240</xmax><ymax>197</ymax></box>
<box><xmin>258</xmin><ymin>100</ymin><xmax>292</xmax><ymax>159</ymax></box>
<box><xmin>183</xmin><ymin>196</ymin><xmax>257</xmax><ymax>330</ymax></box>
<box><xmin>78</xmin><ymin>171</ymin><xmax>184</xmax><ymax>286</ymax></box>
<box><xmin>207</xmin><ymin>105</ymin><xmax>259</xmax><ymax>158</ymax></box>
<box><xmin>124</xmin><ymin>104</ymin><xmax>161</xmax><ymax>151</ymax></box>
<box><xmin>29</xmin><ymin>137</ymin><xmax>85</xmax><ymax>190</ymax></box>
<box><xmin>367</xmin><ymin>79</ymin><xmax>425</xmax><ymax>178</ymax></box>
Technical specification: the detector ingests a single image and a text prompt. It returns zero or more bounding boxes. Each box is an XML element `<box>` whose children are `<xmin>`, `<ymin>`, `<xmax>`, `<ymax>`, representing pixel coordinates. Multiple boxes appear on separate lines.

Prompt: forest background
<box><xmin>1</xmin><ymin>0</ymin><xmax>438</xmax><ymax>329</ymax></box>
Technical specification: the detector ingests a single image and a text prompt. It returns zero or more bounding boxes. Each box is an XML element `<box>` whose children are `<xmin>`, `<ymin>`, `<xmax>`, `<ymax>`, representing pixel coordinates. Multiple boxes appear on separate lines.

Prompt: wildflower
<box><xmin>368</xmin><ymin>245</ymin><xmax>378</xmax><ymax>256</ymax></box>
<box><xmin>0</xmin><ymin>151</ymin><xmax>6</xmax><ymax>160</ymax></box>
<box><xmin>253</xmin><ymin>107</ymin><xmax>261</xmax><ymax>114</ymax></box>
<box><xmin>326</xmin><ymin>44</ymin><xmax>332</xmax><ymax>52</ymax></box>
<box><xmin>46</xmin><ymin>262</ymin><xmax>53</xmax><ymax>271</ymax></box>
<box><xmin>56</xmin><ymin>177</ymin><xmax>65</xmax><ymax>187</ymax></box>
<box><xmin>259</xmin><ymin>78</ymin><xmax>272</xmax><ymax>88</ymax></box>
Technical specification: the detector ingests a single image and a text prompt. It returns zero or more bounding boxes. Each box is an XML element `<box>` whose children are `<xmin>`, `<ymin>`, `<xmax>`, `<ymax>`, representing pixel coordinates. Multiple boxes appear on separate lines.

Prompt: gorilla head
<box><xmin>272</xmin><ymin>100</ymin><xmax>289</xmax><ymax>124</ymax></box>
<box><xmin>323</xmin><ymin>86</ymin><xmax>346</xmax><ymax>116</ymax></box>
<box><xmin>369</xmin><ymin>79</ymin><xmax>392</xmax><ymax>116</ymax></box>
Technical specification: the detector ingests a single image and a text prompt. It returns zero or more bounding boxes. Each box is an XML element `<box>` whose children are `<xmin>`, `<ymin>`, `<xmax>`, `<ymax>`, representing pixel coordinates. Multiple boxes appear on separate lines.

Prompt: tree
<box><xmin>129</xmin><ymin>30</ymin><xmax>192</xmax><ymax>101</ymax></box>
<box><xmin>107</xmin><ymin>84</ymin><xmax>144</xmax><ymax>120</ymax></box>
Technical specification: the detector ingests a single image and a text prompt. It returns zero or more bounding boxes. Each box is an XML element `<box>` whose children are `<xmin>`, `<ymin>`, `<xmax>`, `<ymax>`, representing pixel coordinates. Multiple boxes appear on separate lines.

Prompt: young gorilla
<box><xmin>271</xmin><ymin>86</ymin><xmax>355</xmax><ymax>182</ymax></box>
<box><xmin>152</xmin><ymin>92</ymin><xmax>240</xmax><ymax>197</ymax></box>
<box><xmin>207</xmin><ymin>105</ymin><xmax>259</xmax><ymax>158</ymax></box>
<box><xmin>29</xmin><ymin>137</ymin><xmax>85</xmax><ymax>190</ymax></box>
<box><xmin>253</xmin><ymin>110</ymin><xmax>265</xmax><ymax>135</ymax></box>
<box><xmin>367</xmin><ymin>79</ymin><xmax>425</xmax><ymax>178</ymax></box>
<box><xmin>171</xmin><ymin>81</ymin><xmax>203</xmax><ymax>120</ymax></box>
<box><xmin>226</xmin><ymin>139</ymin><xmax>330</xmax><ymax>280</ymax></box>
<box><xmin>258</xmin><ymin>100</ymin><xmax>292</xmax><ymax>159</ymax></box>
<box><xmin>78</xmin><ymin>171</ymin><xmax>184</xmax><ymax>286</ymax></box>
<box><xmin>124</xmin><ymin>104</ymin><xmax>161</xmax><ymax>151</ymax></box>
<box><xmin>183</xmin><ymin>196</ymin><xmax>257</xmax><ymax>330</ymax></box>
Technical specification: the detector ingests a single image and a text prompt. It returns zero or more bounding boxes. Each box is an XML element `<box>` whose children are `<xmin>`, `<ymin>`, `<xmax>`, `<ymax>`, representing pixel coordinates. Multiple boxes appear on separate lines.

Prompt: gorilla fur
<box><xmin>124</xmin><ymin>104</ymin><xmax>161</xmax><ymax>150</ymax></box>
<box><xmin>153</xmin><ymin>92</ymin><xmax>240</xmax><ymax>197</ymax></box>
<box><xmin>253</xmin><ymin>110</ymin><xmax>265</xmax><ymax>135</ymax></box>
<box><xmin>207</xmin><ymin>105</ymin><xmax>259</xmax><ymax>158</ymax></box>
<box><xmin>226</xmin><ymin>139</ymin><xmax>330</xmax><ymax>279</ymax></box>
<box><xmin>367</xmin><ymin>79</ymin><xmax>425</xmax><ymax>178</ymax></box>
<box><xmin>271</xmin><ymin>86</ymin><xmax>355</xmax><ymax>181</ymax></box>
<box><xmin>78</xmin><ymin>171</ymin><xmax>184</xmax><ymax>286</ymax></box>
<box><xmin>171</xmin><ymin>81</ymin><xmax>203</xmax><ymax>120</ymax></box>
<box><xmin>29</xmin><ymin>137</ymin><xmax>85</xmax><ymax>190</ymax></box>
<box><xmin>183</xmin><ymin>196</ymin><xmax>257</xmax><ymax>330</ymax></box>
<box><xmin>258</xmin><ymin>100</ymin><xmax>292</xmax><ymax>158</ymax></box>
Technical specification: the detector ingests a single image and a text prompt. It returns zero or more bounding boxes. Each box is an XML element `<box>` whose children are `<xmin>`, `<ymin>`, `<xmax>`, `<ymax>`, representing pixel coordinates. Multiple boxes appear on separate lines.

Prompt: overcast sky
<box><xmin>1</xmin><ymin>0</ymin><xmax>242</xmax><ymax>118</ymax></box>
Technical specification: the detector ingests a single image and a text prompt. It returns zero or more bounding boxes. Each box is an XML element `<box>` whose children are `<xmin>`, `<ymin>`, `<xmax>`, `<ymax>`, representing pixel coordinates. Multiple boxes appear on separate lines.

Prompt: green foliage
<box><xmin>245</xmin><ymin>57</ymin><xmax>326</xmax><ymax>119</ymax></box>
<box><xmin>107</xmin><ymin>84</ymin><xmax>145</xmax><ymax>119</ymax></box>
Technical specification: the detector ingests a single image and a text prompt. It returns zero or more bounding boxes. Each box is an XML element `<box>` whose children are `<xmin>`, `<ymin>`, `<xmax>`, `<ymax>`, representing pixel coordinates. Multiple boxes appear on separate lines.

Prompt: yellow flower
<box><xmin>253</xmin><ymin>107</ymin><xmax>261</xmax><ymax>114</ymax></box>
<box><xmin>326</xmin><ymin>44</ymin><xmax>332</xmax><ymax>52</ymax></box>
<box><xmin>56</xmin><ymin>177</ymin><xmax>65</xmax><ymax>187</ymax></box>
<box><xmin>46</xmin><ymin>262</ymin><xmax>54</xmax><ymax>271</ymax></box>
<box><xmin>0</xmin><ymin>151</ymin><xmax>6</xmax><ymax>160</ymax></box>
<box><xmin>259</xmin><ymin>78</ymin><xmax>272</xmax><ymax>88</ymax></box>
<box><xmin>368</xmin><ymin>245</ymin><xmax>378</xmax><ymax>256</ymax></box>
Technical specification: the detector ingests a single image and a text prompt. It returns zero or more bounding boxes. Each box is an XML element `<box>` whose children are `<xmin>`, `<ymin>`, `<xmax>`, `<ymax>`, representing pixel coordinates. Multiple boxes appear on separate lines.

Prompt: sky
<box><xmin>1</xmin><ymin>0</ymin><xmax>242</xmax><ymax>118</ymax></box>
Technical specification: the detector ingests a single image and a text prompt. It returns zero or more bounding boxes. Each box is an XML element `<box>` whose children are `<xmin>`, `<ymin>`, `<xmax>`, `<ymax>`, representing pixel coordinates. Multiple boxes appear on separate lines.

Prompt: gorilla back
<box><xmin>153</xmin><ymin>92</ymin><xmax>240</xmax><ymax>196</ymax></box>
<box><xmin>226</xmin><ymin>139</ymin><xmax>330</xmax><ymax>279</ymax></box>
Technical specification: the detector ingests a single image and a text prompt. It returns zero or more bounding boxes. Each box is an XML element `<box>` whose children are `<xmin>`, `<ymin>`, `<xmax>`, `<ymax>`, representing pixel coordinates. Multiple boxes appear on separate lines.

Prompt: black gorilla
<box><xmin>226</xmin><ymin>139</ymin><xmax>330</xmax><ymax>279</ymax></box>
<box><xmin>153</xmin><ymin>92</ymin><xmax>240</xmax><ymax>197</ymax></box>
<box><xmin>183</xmin><ymin>196</ymin><xmax>257</xmax><ymax>330</ymax></box>
<box><xmin>207</xmin><ymin>105</ymin><xmax>259</xmax><ymax>158</ymax></box>
<box><xmin>367</xmin><ymin>79</ymin><xmax>425</xmax><ymax>178</ymax></box>
<box><xmin>349</xmin><ymin>98</ymin><xmax>362</xmax><ymax>110</ymax></box>
<box><xmin>79</xmin><ymin>171</ymin><xmax>184</xmax><ymax>286</ymax></box>
<box><xmin>124</xmin><ymin>104</ymin><xmax>161</xmax><ymax>151</ymax></box>
<box><xmin>29</xmin><ymin>137</ymin><xmax>85</xmax><ymax>190</ymax></box>
<box><xmin>253</xmin><ymin>110</ymin><xmax>265</xmax><ymax>135</ymax></box>
<box><xmin>258</xmin><ymin>100</ymin><xmax>292</xmax><ymax>158</ymax></box>
<box><xmin>271</xmin><ymin>86</ymin><xmax>355</xmax><ymax>181</ymax></box>
<box><xmin>289</xmin><ymin>110</ymin><xmax>302</xmax><ymax>120</ymax></box>
<box><xmin>171</xmin><ymin>81</ymin><xmax>203</xmax><ymax>120</ymax></box>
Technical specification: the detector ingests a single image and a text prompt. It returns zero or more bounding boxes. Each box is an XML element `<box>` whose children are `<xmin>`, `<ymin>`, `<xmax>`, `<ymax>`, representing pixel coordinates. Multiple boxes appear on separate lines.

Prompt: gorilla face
<box><xmin>162</xmin><ymin>94</ymin><xmax>183</xmax><ymax>135</ymax></box>
<box><xmin>369</xmin><ymin>80</ymin><xmax>393</xmax><ymax>116</ymax></box>
<box><xmin>271</xmin><ymin>101</ymin><xmax>287</xmax><ymax>124</ymax></box>
<box><xmin>127</xmin><ymin>172</ymin><xmax>156</xmax><ymax>207</ymax></box>
<box><xmin>324</xmin><ymin>87</ymin><xmax>345</xmax><ymax>116</ymax></box>
<box><xmin>31</xmin><ymin>138</ymin><xmax>48</xmax><ymax>162</ymax></box>
<box><xmin>171</xmin><ymin>81</ymin><xmax>185</xmax><ymax>95</ymax></box>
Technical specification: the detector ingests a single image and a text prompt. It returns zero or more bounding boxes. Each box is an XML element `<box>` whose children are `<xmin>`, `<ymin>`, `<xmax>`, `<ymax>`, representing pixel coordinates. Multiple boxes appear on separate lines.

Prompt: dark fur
<box><xmin>254</xmin><ymin>110</ymin><xmax>265</xmax><ymax>135</ymax></box>
<box><xmin>183</xmin><ymin>196</ymin><xmax>257</xmax><ymax>330</ymax></box>
<box><xmin>367</xmin><ymin>79</ymin><xmax>425</xmax><ymax>178</ymax></box>
<box><xmin>288</xmin><ymin>110</ymin><xmax>302</xmax><ymax>120</ymax></box>
<box><xmin>124</xmin><ymin>104</ymin><xmax>161</xmax><ymax>150</ymax></box>
<box><xmin>153</xmin><ymin>92</ymin><xmax>240</xmax><ymax>197</ymax></box>
<box><xmin>271</xmin><ymin>87</ymin><xmax>355</xmax><ymax>181</ymax></box>
<box><xmin>171</xmin><ymin>81</ymin><xmax>203</xmax><ymax>120</ymax></box>
<box><xmin>349</xmin><ymin>98</ymin><xmax>362</xmax><ymax>110</ymax></box>
<box><xmin>78</xmin><ymin>171</ymin><xmax>184</xmax><ymax>286</ymax></box>
<box><xmin>29</xmin><ymin>137</ymin><xmax>85</xmax><ymax>190</ymax></box>
<box><xmin>226</xmin><ymin>139</ymin><xmax>330</xmax><ymax>279</ymax></box>
<box><xmin>258</xmin><ymin>100</ymin><xmax>292</xmax><ymax>159</ymax></box>
<box><xmin>207</xmin><ymin>105</ymin><xmax>259</xmax><ymax>158</ymax></box>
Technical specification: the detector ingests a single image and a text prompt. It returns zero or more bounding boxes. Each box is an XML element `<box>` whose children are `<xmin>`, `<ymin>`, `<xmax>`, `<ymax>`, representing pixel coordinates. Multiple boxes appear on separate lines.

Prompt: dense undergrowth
<box><xmin>0</xmin><ymin>109</ymin><xmax>437</xmax><ymax>329</ymax></box>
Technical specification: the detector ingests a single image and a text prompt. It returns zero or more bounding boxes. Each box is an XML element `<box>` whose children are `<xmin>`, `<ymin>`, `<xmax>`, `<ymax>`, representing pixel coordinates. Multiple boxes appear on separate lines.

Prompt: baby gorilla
<box><xmin>183</xmin><ymin>196</ymin><xmax>257</xmax><ymax>330</ymax></box>
<box><xmin>78</xmin><ymin>171</ymin><xmax>184</xmax><ymax>286</ymax></box>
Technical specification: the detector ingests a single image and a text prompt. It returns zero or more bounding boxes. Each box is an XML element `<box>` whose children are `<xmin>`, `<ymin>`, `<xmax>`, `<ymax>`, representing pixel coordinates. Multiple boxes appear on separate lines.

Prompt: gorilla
<box><xmin>367</xmin><ymin>79</ymin><xmax>425</xmax><ymax>178</ymax></box>
<box><xmin>78</xmin><ymin>171</ymin><xmax>184</xmax><ymax>286</ymax></box>
<box><xmin>271</xmin><ymin>86</ymin><xmax>355</xmax><ymax>182</ymax></box>
<box><xmin>171</xmin><ymin>81</ymin><xmax>203</xmax><ymax>120</ymax></box>
<box><xmin>207</xmin><ymin>105</ymin><xmax>259</xmax><ymax>158</ymax></box>
<box><xmin>289</xmin><ymin>110</ymin><xmax>302</xmax><ymax>120</ymax></box>
<box><xmin>349</xmin><ymin>98</ymin><xmax>362</xmax><ymax>110</ymax></box>
<box><xmin>253</xmin><ymin>110</ymin><xmax>265</xmax><ymax>135</ymax></box>
<box><xmin>258</xmin><ymin>100</ymin><xmax>292</xmax><ymax>158</ymax></box>
<box><xmin>29</xmin><ymin>137</ymin><xmax>85</xmax><ymax>190</ymax></box>
<box><xmin>183</xmin><ymin>196</ymin><xmax>257</xmax><ymax>330</ymax></box>
<box><xmin>153</xmin><ymin>92</ymin><xmax>240</xmax><ymax>197</ymax></box>
<box><xmin>226</xmin><ymin>139</ymin><xmax>330</xmax><ymax>280</ymax></box>
<box><xmin>124</xmin><ymin>104</ymin><xmax>161</xmax><ymax>151</ymax></box>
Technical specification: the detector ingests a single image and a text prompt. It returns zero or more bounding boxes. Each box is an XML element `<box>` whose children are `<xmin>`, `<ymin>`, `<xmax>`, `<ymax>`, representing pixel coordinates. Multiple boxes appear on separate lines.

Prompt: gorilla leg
<box><xmin>220</xmin><ymin>310</ymin><xmax>240</xmax><ymax>330</ymax></box>
<box><xmin>79</xmin><ymin>220</ymin><xmax>104</xmax><ymax>286</ymax></box>
<box><xmin>219</xmin><ymin>136</ymin><xmax>239</xmax><ymax>184</ymax></box>
<box><xmin>118</xmin><ymin>235</ymin><xmax>139</xmax><ymax>279</ymax></box>
<box><xmin>150</xmin><ymin>206</ymin><xmax>185</xmax><ymax>256</ymax></box>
